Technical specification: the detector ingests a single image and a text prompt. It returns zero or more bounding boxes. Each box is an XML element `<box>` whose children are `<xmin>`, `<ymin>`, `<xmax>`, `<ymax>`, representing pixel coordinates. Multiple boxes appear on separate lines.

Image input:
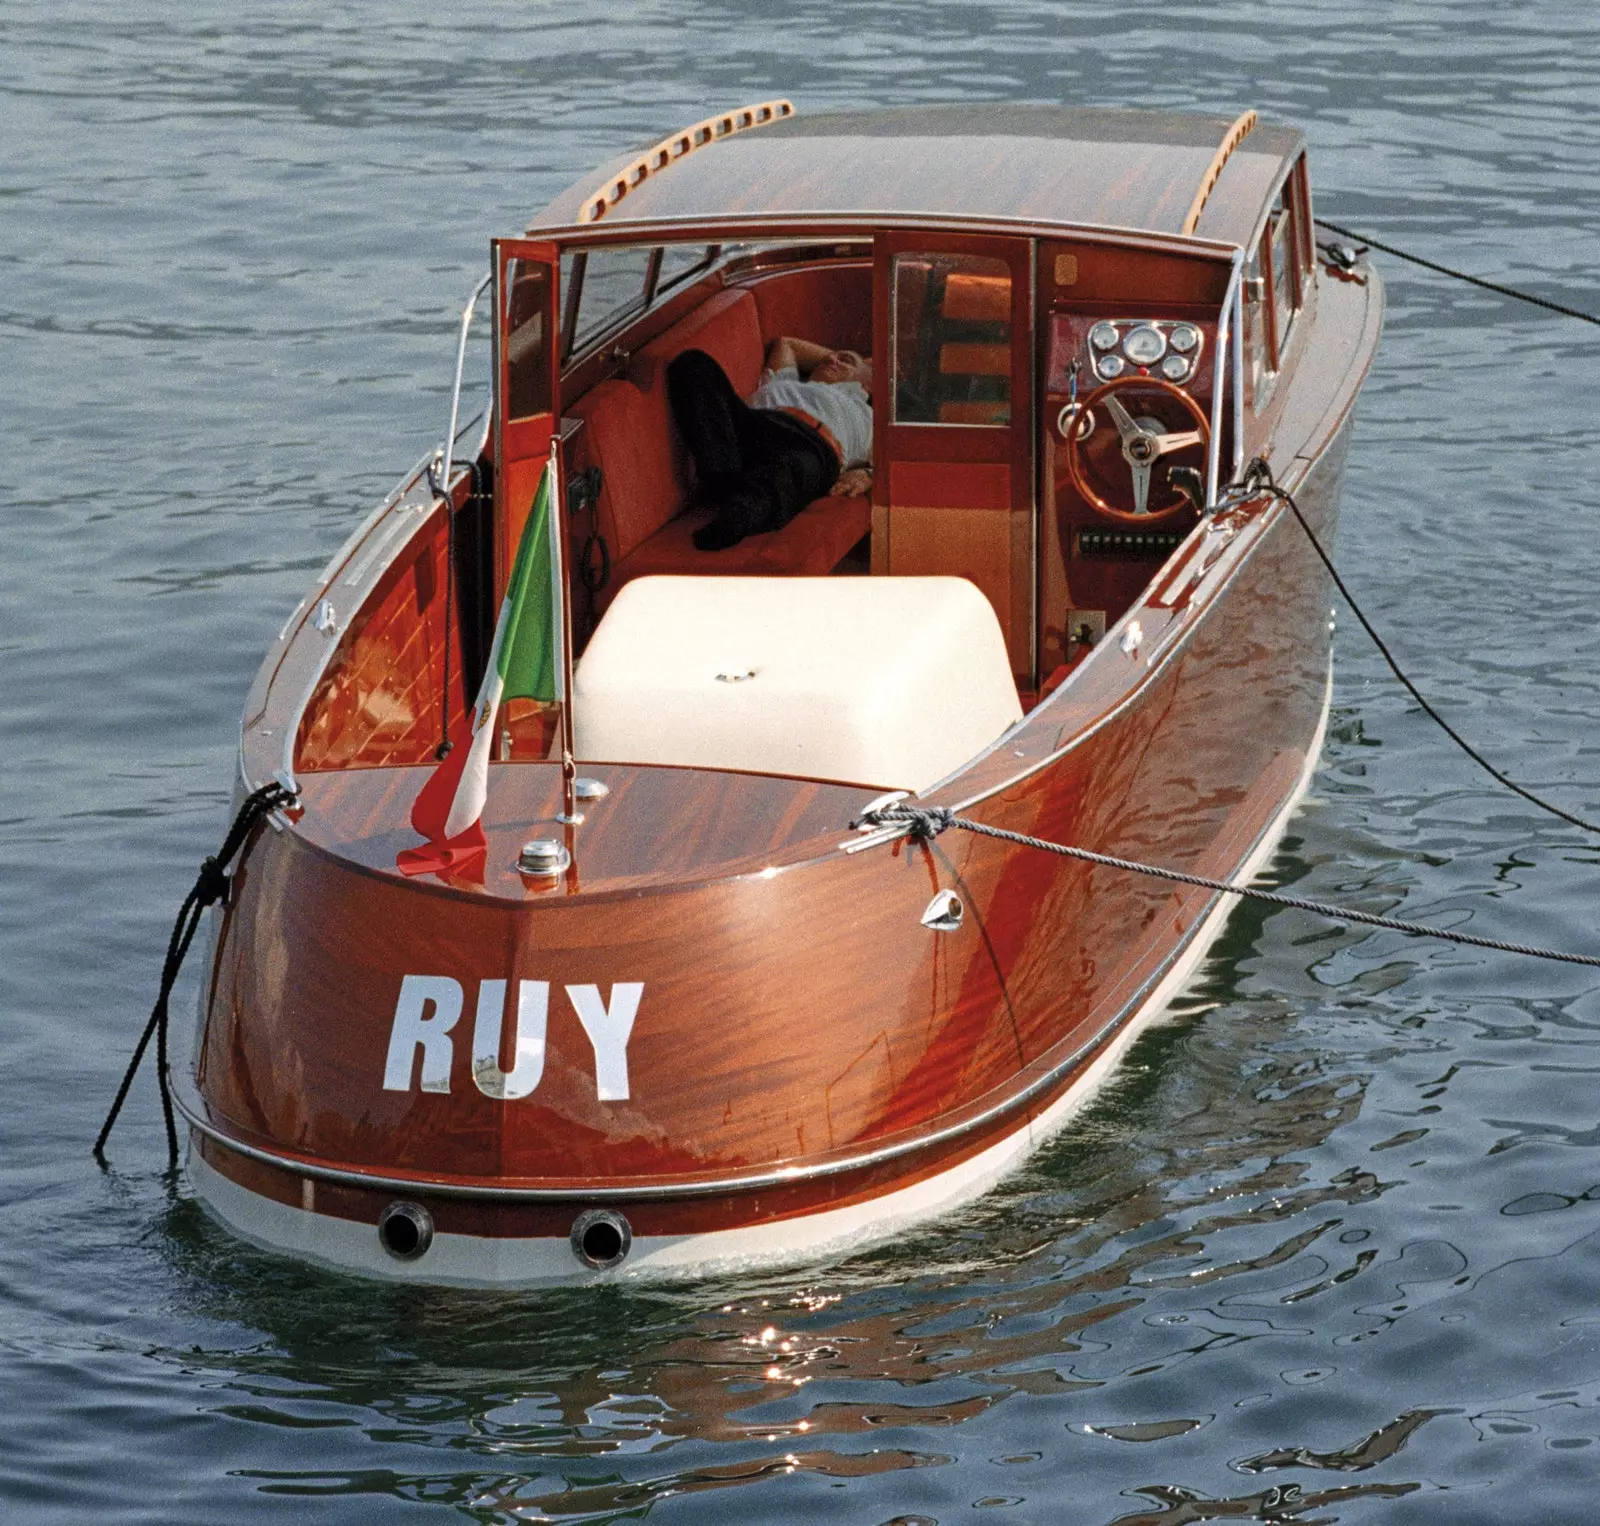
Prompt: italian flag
<box><xmin>399</xmin><ymin>459</ymin><xmax>562</xmax><ymax>875</ymax></box>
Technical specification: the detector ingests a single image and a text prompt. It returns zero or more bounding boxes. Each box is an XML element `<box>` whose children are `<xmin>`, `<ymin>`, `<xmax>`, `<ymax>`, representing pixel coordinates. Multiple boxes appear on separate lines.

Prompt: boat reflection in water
<box><xmin>165</xmin><ymin>940</ymin><xmax>1431</xmax><ymax>1518</ymax></box>
<box><xmin>180</xmin><ymin>101</ymin><xmax>1382</xmax><ymax>1284</ymax></box>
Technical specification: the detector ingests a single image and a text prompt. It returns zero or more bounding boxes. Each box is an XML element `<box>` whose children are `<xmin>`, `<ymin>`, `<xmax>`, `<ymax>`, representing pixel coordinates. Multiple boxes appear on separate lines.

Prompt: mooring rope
<box><xmin>849</xmin><ymin>443</ymin><xmax>1600</xmax><ymax>970</ymax></box>
<box><xmin>1315</xmin><ymin>218</ymin><xmax>1600</xmax><ymax>327</ymax></box>
<box><xmin>94</xmin><ymin>781</ymin><xmax>297</xmax><ymax>1169</ymax></box>
<box><xmin>1235</xmin><ymin>457</ymin><xmax>1600</xmax><ymax>836</ymax></box>
<box><xmin>853</xmin><ymin>803</ymin><xmax>1600</xmax><ymax>971</ymax></box>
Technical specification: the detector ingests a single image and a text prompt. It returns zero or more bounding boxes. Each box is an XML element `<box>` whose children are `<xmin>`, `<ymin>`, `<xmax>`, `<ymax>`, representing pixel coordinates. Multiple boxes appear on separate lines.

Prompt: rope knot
<box><xmin>853</xmin><ymin>802</ymin><xmax>956</xmax><ymax>840</ymax></box>
<box><xmin>194</xmin><ymin>855</ymin><xmax>230</xmax><ymax>908</ymax></box>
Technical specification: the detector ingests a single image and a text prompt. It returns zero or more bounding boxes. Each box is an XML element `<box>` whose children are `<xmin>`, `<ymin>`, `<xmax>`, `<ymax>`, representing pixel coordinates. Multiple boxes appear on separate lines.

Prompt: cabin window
<box><xmin>567</xmin><ymin>244</ymin><xmax>655</xmax><ymax>354</ymax></box>
<box><xmin>504</xmin><ymin>258</ymin><xmax>552</xmax><ymax>420</ymax></box>
<box><xmin>657</xmin><ymin>242</ymin><xmax>719</xmax><ymax>291</ymax></box>
<box><xmin>892</xmin><ymin>251</ymin><xmax>1012</xmax><ymax>426</ymax></box>
<box><xmin>1266</xmin><ymin>179</ymin><xmax>1303</xmax><ymax>362</ymax></box>
<box><xmin>1238</xmin><ymin>240</ymin><xmax>1266</xmax><ymax>406</ymax></box>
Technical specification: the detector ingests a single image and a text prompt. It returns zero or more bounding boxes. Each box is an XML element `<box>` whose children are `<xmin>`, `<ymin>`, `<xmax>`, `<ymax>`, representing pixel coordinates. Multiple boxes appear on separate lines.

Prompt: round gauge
<box><xmin>1160</xmin><ymin>353</ymin><xmax>1191</xmax><ymax>381</ymax></box>
<box><xmin>1169</xmin><ymin>323</ymin><xmax>1199</xmax><ymax>353</ymax></box>
<box><xmin>1089</xmin><ymin>321</ymin><xmax>1119</xmax><ymax>351</ymax></box>
<box><xmin>1095</xmin><ymin>352</ymin><xmax>1126</xmax><ymax>380</ymax></box>
<box><xmin>1123</xmin><ymin>325</ymin><xmax>1167</xmax><ymax>365</ymax></box>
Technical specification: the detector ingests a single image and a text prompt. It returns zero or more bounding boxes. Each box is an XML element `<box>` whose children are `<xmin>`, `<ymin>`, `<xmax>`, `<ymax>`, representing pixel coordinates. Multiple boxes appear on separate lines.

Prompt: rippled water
<box><xmin>5</xmin><ymin>2</ymin><xmax>1600</xmax><ymax>1520</ymax></box>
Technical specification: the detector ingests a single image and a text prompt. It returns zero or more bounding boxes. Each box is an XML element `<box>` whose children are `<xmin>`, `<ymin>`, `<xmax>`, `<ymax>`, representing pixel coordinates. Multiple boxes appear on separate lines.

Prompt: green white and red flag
<box><xmin>399</xmin><ymin>459</ymin><xmax>562</xmax><ymax>875</ymax></box>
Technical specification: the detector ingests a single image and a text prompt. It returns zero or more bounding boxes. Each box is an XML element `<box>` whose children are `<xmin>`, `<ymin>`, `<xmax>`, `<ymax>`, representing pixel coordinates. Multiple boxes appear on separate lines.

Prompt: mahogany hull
<box><xmin>187</xmin><ymin>415</ymin><xmax>1351</xmax><ymax>1283</ymax></box>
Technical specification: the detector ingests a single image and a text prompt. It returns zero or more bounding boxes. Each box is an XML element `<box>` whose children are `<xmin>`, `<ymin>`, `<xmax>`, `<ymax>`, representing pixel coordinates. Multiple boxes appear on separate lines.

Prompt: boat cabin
<box><xmin>294</xmin><ymin>103</ymin><xmax>1322</xmax><ymax>796</ymax></box>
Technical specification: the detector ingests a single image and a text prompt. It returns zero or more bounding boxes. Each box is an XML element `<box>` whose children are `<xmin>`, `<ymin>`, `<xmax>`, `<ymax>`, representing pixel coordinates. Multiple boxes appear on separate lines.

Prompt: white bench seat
<box><xmin>573</xmin><ymin>576</ymin><xmax>1023</xmax><ymax>792</ymax></box>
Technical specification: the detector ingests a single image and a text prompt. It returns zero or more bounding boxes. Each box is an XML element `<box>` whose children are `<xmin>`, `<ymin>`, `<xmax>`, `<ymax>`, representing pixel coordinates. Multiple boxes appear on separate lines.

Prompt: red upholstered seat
<box><xmin>569</xmin><ymin>286</ymin><xmax>869</xmax><ymax>604</ymax></box>
<box><xmin>598</xmin><ymin>494</ymin><xmax>871</xmax><ymax>612</ymax></box>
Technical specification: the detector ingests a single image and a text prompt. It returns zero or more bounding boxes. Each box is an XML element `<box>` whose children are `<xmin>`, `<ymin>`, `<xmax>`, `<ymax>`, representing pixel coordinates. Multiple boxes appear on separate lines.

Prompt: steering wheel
<box><xmin>1063</xmin><ymin>376</ymin><xmax>1211</xmax><ymax>525</ymax></box>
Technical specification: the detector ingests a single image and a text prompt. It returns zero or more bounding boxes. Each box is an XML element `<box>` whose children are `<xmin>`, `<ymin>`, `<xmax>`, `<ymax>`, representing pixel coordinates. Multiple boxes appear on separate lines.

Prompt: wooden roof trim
<box><xmin>537</xmin><ymin>210</ymin><xmax>1239</xmax><ymax>260</ymax></box>
<box><xmin>1179</xmin><ymin>109</ymin><xmax>1258</xmax><ymax>236</ymax></box>
<box><xmin>579</xmin><ymin>99</ymin><xmax>795</xmax><ymax>224</ymax></box>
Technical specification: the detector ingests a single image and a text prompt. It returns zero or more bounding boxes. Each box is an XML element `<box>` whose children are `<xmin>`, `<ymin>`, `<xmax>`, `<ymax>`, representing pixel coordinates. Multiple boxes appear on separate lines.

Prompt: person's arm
<box><xmin>765</xmin><ymin>335</ymin><xmax>834</xmax><ymax>374</ymax></box>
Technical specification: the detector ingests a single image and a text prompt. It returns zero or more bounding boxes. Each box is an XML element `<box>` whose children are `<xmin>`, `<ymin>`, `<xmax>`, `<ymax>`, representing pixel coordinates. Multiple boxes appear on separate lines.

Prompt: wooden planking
<box><xmin>295</xmin><ymin>761</ymin><xmax>877</xmax><ymax>898</ymax></box>
<box><xmin>531</xmin><ymin>107</ymin><xmax>1304</xmax><ymax>248</ymax></box>
<box><xmin>199</xmin><ymin>414</ymin><xmax>1347</xmax><ymax>1204</ymax></box>
<box><xmin>296</xmin><ymin>510</ymin><xmax>467</xmax><ymax>772</ymax></box>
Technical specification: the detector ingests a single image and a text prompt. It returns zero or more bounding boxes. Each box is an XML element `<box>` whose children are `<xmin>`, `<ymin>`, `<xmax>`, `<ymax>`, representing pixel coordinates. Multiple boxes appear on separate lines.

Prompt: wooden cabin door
<box><xmin>872</xmin><ymin>233</ymin><xmax>1035</xmax><ymax>683</ymax></box>
<box><xmin>491</xmin><ymin>238</ymin><xmax>561</xmax><ymax>603</ymax></box>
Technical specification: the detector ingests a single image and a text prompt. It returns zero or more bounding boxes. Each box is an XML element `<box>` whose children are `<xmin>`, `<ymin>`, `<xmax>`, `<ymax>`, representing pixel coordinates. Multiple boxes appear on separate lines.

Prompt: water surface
<box><xmin>4</xmin><ymin>2</ymin><xmax>1600</xmax><ymax>1520</ymax></box>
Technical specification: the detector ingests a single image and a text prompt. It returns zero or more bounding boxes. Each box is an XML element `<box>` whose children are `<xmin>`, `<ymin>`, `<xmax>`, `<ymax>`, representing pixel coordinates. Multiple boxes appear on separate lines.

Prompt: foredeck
<box><xmin>530</xmin><ymin>105</ymin><xmax>1305</xmax><ymax>246</ymax></box>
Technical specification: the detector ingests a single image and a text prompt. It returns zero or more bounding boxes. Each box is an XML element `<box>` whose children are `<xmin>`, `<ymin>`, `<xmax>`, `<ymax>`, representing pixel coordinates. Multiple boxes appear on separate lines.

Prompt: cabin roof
<box><xmin>529</xmin><ymin>104</ymin><xmax>1305</xmax><ymax>246</ymax></box>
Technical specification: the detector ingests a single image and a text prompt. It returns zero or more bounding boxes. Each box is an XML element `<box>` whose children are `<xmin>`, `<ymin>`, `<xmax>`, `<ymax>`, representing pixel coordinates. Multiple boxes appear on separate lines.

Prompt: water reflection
<box><xmin>9</xmin><ymin>0</ymin><xmax>1600</xmax><ymax>1516</ymax></box>
<box><xmin>153</xmin><ymin>898</ymin><xmax>1421</xmax><ymax>1520</ymax></box>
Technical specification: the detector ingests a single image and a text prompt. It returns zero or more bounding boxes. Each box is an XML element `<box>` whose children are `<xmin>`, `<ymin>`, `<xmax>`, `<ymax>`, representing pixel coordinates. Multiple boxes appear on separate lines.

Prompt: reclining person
<box><xmin>666</xmin><ymin>337</ymin><xmax>873</xmax><ymax>551</ymax></box>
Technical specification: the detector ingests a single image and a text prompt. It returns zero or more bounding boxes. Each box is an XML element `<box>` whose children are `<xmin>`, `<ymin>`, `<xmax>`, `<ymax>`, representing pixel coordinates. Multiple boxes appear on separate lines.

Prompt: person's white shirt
<box><xmin>749</xmin><ymin>366</ymin><xmax>872</xmax><ymax>469</ymax></box>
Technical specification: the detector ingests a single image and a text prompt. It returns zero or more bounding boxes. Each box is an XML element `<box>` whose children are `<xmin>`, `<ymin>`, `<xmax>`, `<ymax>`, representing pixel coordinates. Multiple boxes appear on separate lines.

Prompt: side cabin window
<box><xmin>892</xmin><ymin>251</ymin><xmax>1012</xmax><ymax>426</ymax></box>
<box><xmin>1267</xmin><ymin>185</ymin><xmax>1301</xmax><ymax>357</ymax></box>
<box><xmin>561</xmin><ymin>244</ymin><xmax>655</xmax><ymax>359</ymax></box>
<box><xmin>504</xmin><ymin>258</ymin><xmax>552</xmax><ymax>420</ymax></box>
<box><xmin>656</xmin><ymin>242</ymin><xmax>718</xmax><ymax>292</ymax></box>
<box><xmin>559</xmin><ymin>242</ymin><xmax>720</xmax><ymax>362</ymax></box>
<box><xmin>1243</xmin><ymin>159</ymin><xmax>1310</xmax><ymax>405</ymax></box>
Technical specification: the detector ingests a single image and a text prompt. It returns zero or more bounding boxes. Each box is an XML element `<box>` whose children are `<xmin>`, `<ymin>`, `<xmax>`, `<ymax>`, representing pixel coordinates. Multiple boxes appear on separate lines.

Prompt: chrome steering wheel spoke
<box><xmin>1153</xmin><ymin>428</ymin><xmax>1204</xmax><ymax>456</ymax></box>
<box><xmin>1130</xmin><ymin>461</ymin><xmax>1153</xmax><ymax>515</ymax></box>
<box><xmin>1104</xmin><ymin>395</ymin><xmax>1142</xmax><ymax>445</ymax></box>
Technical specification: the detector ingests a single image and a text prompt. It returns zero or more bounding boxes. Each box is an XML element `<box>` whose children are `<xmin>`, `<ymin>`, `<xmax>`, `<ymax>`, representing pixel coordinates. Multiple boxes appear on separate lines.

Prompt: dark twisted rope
<box><xmin>853</xmin><ymin>804</ymin><xmax>1600</xmax><ymax>971</ymax></box>
<box><xmin>1237</xmin><ymin>457</ymin><xmax>1600</xmax><ymax>836</ymax></box>
<box><xmin>94</xmin><ymin>782</ymin><xmax>297</xmax><ymax>1168</ymax></box>
<box><xmin>1315</xmin><ymin>219</ymin><xmax>1600</xmax><ymax>327</ymax></box>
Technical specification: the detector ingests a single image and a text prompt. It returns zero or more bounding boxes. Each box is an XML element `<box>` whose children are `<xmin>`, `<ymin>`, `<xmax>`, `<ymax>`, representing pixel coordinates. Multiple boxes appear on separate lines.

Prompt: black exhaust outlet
<box><xmin>570</xmin><ymin>1208</ymin><xmax>632</xmax><ymax>1269</ymax></box>
<box><xmin>377</xmin><ymin>1200</ymin><xmax>434</xmax><ymax>1260</ymax></box>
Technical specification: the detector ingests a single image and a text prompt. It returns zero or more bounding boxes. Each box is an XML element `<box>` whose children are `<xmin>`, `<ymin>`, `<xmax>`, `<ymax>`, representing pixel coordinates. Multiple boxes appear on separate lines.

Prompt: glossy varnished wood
<box><xmin>207</xmin><ymin>110</ymin><xmax>1384</xmax><ymax>1252</ymax></box>
<box><xmin>532</xmin><ymin>106</ymin><xmax>1305</xmax><ymax>249</ymax></box>
<box><xmin>198</xmin><ymin>426</ymin><xmax>1350</xmax><ymax>1213</ymax></box>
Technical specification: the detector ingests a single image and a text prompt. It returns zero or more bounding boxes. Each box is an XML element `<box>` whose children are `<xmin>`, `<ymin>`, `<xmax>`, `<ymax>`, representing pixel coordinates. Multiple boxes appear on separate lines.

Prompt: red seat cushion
<box><xmin>634</xmin><ymin>286</ymin><xmax>765</xmax><ymax>397</ymax></box>
<box><xmin>597</xmin><ymin>494</ymin><xmax>871</xmax><ymax>613</ymax></box>
<box><xmin>572</xmin><ymin>289</ymin><xmax>765</xmax><ymax>563</ymax></box>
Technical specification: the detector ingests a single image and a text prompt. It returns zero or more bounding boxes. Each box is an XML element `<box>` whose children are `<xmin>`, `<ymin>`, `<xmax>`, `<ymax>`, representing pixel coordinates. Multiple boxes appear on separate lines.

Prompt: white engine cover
<box><xmin>573</xmin><ymin>576</ymin><xmax>1023</xmax><ymax>791</ymax></box>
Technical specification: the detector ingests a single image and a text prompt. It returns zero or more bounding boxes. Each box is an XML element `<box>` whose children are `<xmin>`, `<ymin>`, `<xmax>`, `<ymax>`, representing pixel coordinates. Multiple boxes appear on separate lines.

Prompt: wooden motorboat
<box><xmin>182</xmin><ymin>102</ymin><xmax>1382</xmax><ymax>1282</ymax></box>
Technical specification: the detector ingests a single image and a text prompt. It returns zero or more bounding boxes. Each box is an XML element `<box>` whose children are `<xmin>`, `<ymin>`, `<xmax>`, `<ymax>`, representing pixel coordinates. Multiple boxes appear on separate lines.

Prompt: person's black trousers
<box><xmin>666</xmin><ymin>349</ymin><xmax>839</xmax><ymax>550</ymax></box>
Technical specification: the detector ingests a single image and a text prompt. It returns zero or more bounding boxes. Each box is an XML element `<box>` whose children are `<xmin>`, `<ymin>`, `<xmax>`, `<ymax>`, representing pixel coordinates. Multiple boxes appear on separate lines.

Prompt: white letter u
<box><xmin>471</xmin><ymin>979</ymin><xmax>549</xmax><ymax>1100</ymax></box>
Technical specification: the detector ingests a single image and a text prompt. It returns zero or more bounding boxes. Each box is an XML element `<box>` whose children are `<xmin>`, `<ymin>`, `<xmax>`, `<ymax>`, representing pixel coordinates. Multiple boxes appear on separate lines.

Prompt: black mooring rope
<box><xmin>1236</xmin><ymin>457</ymin><xmax>1600</xmax><ymax>836</ymax></box>
<box><xmin>1315</xmin><ymin>218</ymin><xmax>1600</xmax><ymax>327</ymax></box>
<box><xmin>853</xmin><ymin>804</ymin><xmax>1600</xmax><ymax>971</ymax></box>
<box><xmin>94</xmin><ymin>781</ymin><xmax>297</xmax><ymax>1169</ymax></box>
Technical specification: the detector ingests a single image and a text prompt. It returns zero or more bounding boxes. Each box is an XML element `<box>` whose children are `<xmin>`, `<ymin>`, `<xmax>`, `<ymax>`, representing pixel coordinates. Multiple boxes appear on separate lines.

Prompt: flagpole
<box><xmin>547</xmin><ymin>433</ymin><xmax>579</xmax><ymax>826</ymax></box>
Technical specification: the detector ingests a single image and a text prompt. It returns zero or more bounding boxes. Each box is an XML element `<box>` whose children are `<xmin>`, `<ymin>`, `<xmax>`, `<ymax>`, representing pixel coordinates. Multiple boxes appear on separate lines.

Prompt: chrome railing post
<box><xmin>437</xmin><ymin>272</ymin><xmax>493</xmax><ymax>498</ymax></box>
<box><xmin>1207</xmin><ymin>247</ymin><xmax>1245</xmax><ymax>507</ymax></box>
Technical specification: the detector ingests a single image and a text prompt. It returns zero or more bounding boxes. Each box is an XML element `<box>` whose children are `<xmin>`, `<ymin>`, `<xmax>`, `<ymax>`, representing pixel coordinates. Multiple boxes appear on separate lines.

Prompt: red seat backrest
<box><xmin>571</xmin><ymin>288</ymin><xmax>764</xmax><ymax>563</ymax></box>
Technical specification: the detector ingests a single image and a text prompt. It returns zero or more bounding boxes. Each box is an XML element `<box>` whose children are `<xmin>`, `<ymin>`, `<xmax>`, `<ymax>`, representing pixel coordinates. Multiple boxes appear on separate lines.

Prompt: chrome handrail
<box><xmin>1208</xmin><ymin>246</ymin><xmax>1245</xmax><ymax>504</ymax></box>
<box><xmin>438</xmin><ymin>271</ymin><xmax>493</xmax><ymax>497</ymax></box>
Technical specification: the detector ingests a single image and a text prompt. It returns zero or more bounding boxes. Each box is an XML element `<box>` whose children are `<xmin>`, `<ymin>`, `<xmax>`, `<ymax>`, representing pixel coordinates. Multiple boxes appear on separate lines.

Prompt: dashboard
<box><xmin>1045</xmin><ymin>313</ymin><xmax>1218</xmax><ymax>416</ymax></box>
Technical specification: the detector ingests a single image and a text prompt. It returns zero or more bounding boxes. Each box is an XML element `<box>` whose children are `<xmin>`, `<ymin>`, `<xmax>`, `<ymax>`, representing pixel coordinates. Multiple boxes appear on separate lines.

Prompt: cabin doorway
<box><xmin>871</xmin><ymin>233</ymin><xmax>1036</xmax><ymax>684</ymax></box>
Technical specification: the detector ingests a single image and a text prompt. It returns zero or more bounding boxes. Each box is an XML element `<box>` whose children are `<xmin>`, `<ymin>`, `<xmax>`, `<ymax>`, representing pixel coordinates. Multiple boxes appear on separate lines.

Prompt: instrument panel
<box><xmin>1085</xmin><ymin>319</ymin><xmax>1205</xmax><ymax>384</ymax></box>
<box><xmin>1045</xmin><ymin>313</ymin><xmax>1216</xmax><ymax>411</ymax></box>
